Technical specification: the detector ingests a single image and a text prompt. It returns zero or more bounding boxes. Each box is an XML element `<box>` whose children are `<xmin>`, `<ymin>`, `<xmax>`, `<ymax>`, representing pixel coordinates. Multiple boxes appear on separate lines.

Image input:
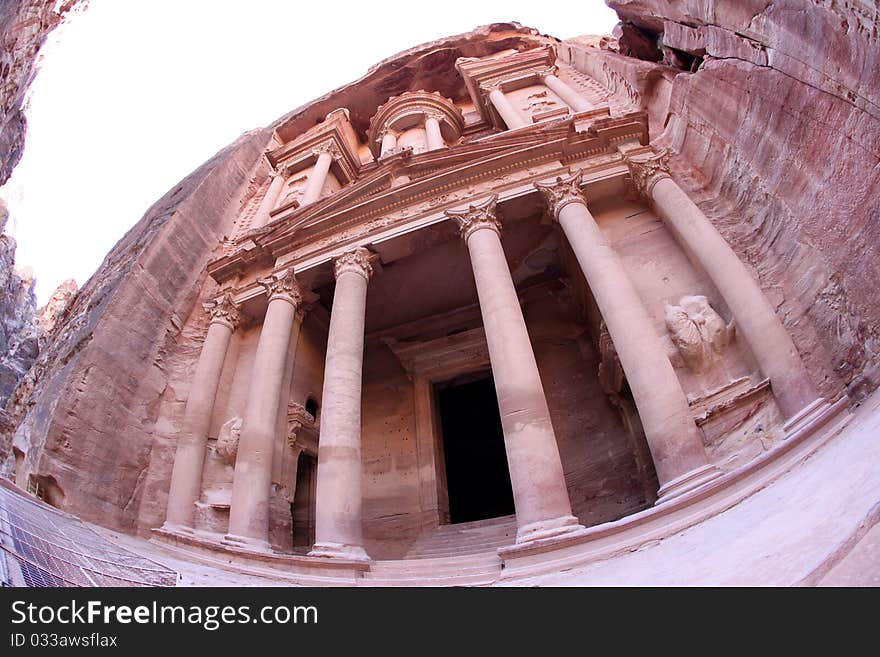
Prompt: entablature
<box><xmin>207</xmin><ymin>110</ymin><xmax>648</xmax><ymax>289</ymax></box>
<box><xmin>456</xmin><ymin>46</ymin><xmax>557</xmax><ymax>128</ymax></box>
<box><xmin>265</xmin><ymin>108</ymin><xmax>364</xmax><ymax>210</ymax></box>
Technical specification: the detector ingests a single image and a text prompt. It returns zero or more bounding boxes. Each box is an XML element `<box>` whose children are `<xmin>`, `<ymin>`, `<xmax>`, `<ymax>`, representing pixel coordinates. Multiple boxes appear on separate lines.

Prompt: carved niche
<box><xmin>664</xmin><ymin>295</ymin><xmax>735</xmax><ymax>374</ymax></box>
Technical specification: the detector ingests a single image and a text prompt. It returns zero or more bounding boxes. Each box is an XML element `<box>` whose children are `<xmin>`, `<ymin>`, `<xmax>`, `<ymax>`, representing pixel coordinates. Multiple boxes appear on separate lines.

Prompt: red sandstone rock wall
<box><xmin>7</xmin><ymin>129</ymin><xmax>271</xmax><ymax>529</ymax></box>
<box><xmin>578</xmin><ymin>0</ymin><xmax>880</xmax><ymax>402</ymax></box>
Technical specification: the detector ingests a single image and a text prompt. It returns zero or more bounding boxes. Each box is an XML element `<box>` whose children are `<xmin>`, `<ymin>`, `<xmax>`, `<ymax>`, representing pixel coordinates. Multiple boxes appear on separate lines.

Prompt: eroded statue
<box><xmin>215</xmin><ymin>416</ymin><xmax>242</xmax><ymax>465</ymax></box>
<box><xmin>665</xmin><ymin>295</ymin><xmax>735</xmax><ymax>373</ymax></box>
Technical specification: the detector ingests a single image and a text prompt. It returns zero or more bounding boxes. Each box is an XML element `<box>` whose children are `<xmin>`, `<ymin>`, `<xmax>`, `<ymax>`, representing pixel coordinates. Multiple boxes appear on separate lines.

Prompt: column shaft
<box><xmin>557</xmin><ymin>199</ymin><xmax>716</xmax><ymax>496</ymax></box>
<box><xmin>380</xmin><ymin>131</ymin><xmax>397</xmax><ymax>157</ymax></box>
<box><xmin>425</xmin><ymin>116</ymin><xmax>445</xmax><ymax>151</ymax></box>
<box><xmin>164</xmin><ymin>317</ymin><xmax>235</xmax><ymax>529</ymax></box>
<box><xmin>542</xmin><ymin>74</ymin><xmax>592</xmax><ymax>112</ymax></box>
<box><xmin>227</xmin><ymin>284</ymin><xmax>302</xmax><ymax>548</ymax></box>
<box><xmin>253</xmin><ymin>172</ymin><xmax>286</xmax><ymax>228</ymax></box>
<box><xmin>449</xmin><ymin>198</ymin><xmax>582</xmax><ymax>544</ymax></box>
<box><xmin>650</xmin><ymin>176</ymin><xmax>819</xmax><ymax>419</ymax></box>
<box><xmin>309</xmin><ymin>250</ymin><xmax>373</xmax><ymax>561</ymax></box>
<box><xmin>488</xmin><ymin>88</ymin><xmax>528</xmax><ymax>130</ymax></box>
<box><xmin>301</xmin><ymin>150</ymin><xmax>333</xmax><ymax>206</ymax></box>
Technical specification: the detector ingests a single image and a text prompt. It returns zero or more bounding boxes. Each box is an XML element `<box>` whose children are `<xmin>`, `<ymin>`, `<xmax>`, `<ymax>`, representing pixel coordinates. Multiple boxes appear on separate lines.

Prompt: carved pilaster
<box><xmin>203</xmin><ymin>293</ymin><xmax>241</xmax><ymax>331</ymax></box>
<box><xmin>444</xmin><ymin>195</ymin><xmax>501</xmax><ymax>242</ymax></box>
<box><xmin>258</xmin><ymin>268</ymin><xmax>303</xmax><ymax>307</ymax></box>
<box><xmin>625</xmin><ymin>149</ymin><xmax>672</xmax><ymax>198</ymax></box>
<box><xmin>534</xmin><ymin>171</ymin><xmax>586</xmax><ymax>220</ymax></box>
<box><xmin>333</xmin><ymin>247</ymin><xmax>374</xmax><ymax>281</ymax></box>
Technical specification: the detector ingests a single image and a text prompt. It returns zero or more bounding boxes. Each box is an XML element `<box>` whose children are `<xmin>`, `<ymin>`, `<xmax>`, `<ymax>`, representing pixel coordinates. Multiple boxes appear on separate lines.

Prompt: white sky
<box><xmin>1</xmin><ymin>0</ymin><xmax>619</xmax><ymax>304</ymax></box>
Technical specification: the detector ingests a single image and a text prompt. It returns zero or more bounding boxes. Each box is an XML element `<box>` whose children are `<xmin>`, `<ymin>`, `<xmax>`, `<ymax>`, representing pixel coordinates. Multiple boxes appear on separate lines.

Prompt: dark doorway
<box><xmin>291</xmin><ymin>451</ymin><xmax>317</xmax><ymax>551</ymax></box>
<box><xmin>436</xmin><ymin>372</ymin><xmax>515</xmax><ymax>524</ymax></box>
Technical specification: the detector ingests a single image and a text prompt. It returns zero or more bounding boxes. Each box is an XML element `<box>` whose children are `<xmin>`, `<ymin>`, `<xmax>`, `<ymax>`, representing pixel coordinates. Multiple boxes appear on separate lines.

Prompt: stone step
<box><xmin>410</xmin><ymin>532</ymin><xmax>516</xmax><ymax>549</ymax></box>
<box><xmin>358</xmin><ymin>572</ymin><xmax>498</xmax><ymax>587</ymax></box>
<box><xmin>402</xmin><ymin>516</ymin><xmax>518</xmax><ymax>559</ymax></box>
<box><xmin>373</xmin><ymin>552</ymin><xmax>502</xmax><ymax>570</ymax></box>
<box><xmin>364</xmin><ymin>565</ymin><xmax>498</xmax><ymax>580</ymax></box>
<box><xmin>423</xmin><ymin>516</ymin><xmax>517</xmax><ymax>534</ymax></box>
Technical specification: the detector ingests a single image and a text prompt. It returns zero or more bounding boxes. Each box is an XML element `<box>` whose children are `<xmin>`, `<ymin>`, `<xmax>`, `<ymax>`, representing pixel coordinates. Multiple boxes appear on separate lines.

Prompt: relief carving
<box><xmin>664</xmin><ymin>295</ymin><xmax>735</xmax><ymax>373</ymax></box>
<box><xmin>215</xmin><ymin>416</ymin><xmax>242</xmax><ymax>465</ymax></box>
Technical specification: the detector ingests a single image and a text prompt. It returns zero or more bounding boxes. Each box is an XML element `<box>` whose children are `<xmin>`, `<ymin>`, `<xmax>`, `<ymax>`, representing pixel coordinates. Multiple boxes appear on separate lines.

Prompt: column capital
<box><xmin>312</xmin><ymin>141</ymin><xmax>341</xmax><ymax>160</ymax></box>
<box><xmin>423</xmin><ymin>110</ymin><xmax>445</xmax><ymax>123</ymax></box>
<box><xmin>625</xmin><ymin>149</ymin><xmax>672</xmax><ymax>198</ymax></box>
<box><xmin>538</xmin><ymin>65</ymin><xmax>560</xmax><ymax>80</ymax></box>
<box><xmin>445</xmin><ymin>195</ymin><xmax>501</xmax><ymax>242</ymax></box>
<box><xmin>534</xmin><ymin>170</ymin><xmax>587</xmax><ymax>220</ymax></box>
<box><xmin>333</xmin><ymin>247</ymin><xmax>374</xmax><ymax>281</ymax></box>
<box><xmin>203</xmin><ymin>293</ymin><xmax>241</xmax><ymax>331</ymax></box>
<box><xmin>258</xmin><ymin>268</ymin><xmax>303</xmax><ymax>307</ymax></box>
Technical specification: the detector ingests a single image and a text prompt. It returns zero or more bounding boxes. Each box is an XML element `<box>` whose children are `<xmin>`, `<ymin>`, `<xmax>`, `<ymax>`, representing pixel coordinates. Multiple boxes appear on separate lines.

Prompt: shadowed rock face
<box><xmin>590</xmin><ymin>0</ymin><xmax>880</xmax><ymax>401</ymax></box>
<box><xmin>0</xmin><ymin>200</ymin><xmax>37</xmax><ymax>407</ymax></box>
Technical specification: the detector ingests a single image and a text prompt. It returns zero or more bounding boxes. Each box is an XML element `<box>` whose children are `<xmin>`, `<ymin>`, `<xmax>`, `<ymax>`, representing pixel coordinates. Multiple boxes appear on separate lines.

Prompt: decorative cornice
<box><xmin>258</xmin><ymin>268</ymin><xmax>303</xmax><ymax>307</ymax></box>
<box><xmin>534</xmin><ymin>170</ymin><xmax>586</xmax><ymax>220</ymax></box>
<box><xmin>625</xmin><ymin>149</ymin><xmax>671</xmax><ymax>198</ymax></box>
<box><xmin>204</xmin><ymin>293</ymin><xmax>242</xmax><ymax>331</ymax></box>
<box><xmin>333</xmin><ymin>247</ymin><xmax>374</xmax><ymax>281</ymax></box>
<box><xmin>444</xmin><ymin>195</ymin><xmax>501</xmax><ymax>242</ymax></box>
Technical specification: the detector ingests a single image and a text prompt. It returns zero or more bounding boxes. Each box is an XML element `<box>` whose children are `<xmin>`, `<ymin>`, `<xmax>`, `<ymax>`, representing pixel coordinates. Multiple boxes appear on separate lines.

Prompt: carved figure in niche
<box><xmin>664</xmin><ymin>295</ymin><xmax>735</xmax><ymax>374</ymax></box>
<box><xmin>215</xmin><ymin>416</ymin><xmax>242</xmax><ymax>465</ymax></box>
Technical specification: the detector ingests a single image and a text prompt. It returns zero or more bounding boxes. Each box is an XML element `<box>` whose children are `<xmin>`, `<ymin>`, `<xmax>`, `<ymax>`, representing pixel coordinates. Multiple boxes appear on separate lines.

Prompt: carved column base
<box><xmin>655</xmin><ymin>463</ymin><xmax>723</xmax><ymax>504</ymax></box>
<box><xmin>781</xmin><ymin>397</ymin><xmax>828</xmax><ymax>436</ymax></box>
<box><xmin>308</xmin><ymin>542</ymin><xmax>371</xmax><ymax>562</ymax></box>
<box><xmin>222</xmin><ymin>533</ymin><xmax>271</xmax><ymax>553</ymax></box>
<box><xmin>515</xmin><ymin>514</ymin><xmax>585</xmax><ymax>545</ymax></box>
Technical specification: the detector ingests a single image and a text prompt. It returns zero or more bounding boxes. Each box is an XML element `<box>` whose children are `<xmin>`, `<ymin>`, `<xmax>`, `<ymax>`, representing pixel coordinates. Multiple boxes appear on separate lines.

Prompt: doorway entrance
<box><xmin>291</xmin><ymin>451</ymin><xmax>317</xmax><ymax>550</ymax></box>
<box><xmin>435</xmin><ymin>372</ymin><xmax>515</xmax><ymax>524</ymax></box>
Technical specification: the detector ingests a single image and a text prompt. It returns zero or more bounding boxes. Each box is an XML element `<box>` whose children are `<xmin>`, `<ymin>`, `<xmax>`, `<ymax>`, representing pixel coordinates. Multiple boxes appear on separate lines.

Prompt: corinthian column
<box><xmin>541</xmin><ymin>71</ymin><xmax>592</xmax><ymax>112</ymax></box>
<box><xmin>535</xmin><ymin>173</ymin><xmax>720</xmax><ymax>501</ymax></box>
<box><xmin>226</xmin><ymin>269</ymin><xmax>305</xmax><ymax>549</ymax></box>
<box><xmin>424</xmin><ymin>113</ymin><xmax>445</xmax><ymax>151</ymax></box>
<box><xmin>253</xmin><ymin>169</ymin><xmax>286</xmax><ymax>228</ymax></box>
<box><xmin>445</xmin><ymin>197</ymin><xmax>583</xmax><ymax>544</ymax></box>
<box><xmin>625</xmin><ymin>151</ymin><xmax>821</xmax><ymax>421</ymax></box>
<box><xmin>309</xmin><ymin>248</ymin><xmax>374</xmax><ymax>561</ymax></box>
<box><xmin>379</xmin><ymin>130</ymin><xmax>397</xmax><ymax>157</ymax></box>
<box><xmin>485</xmin><ymin>84</ymin><xmax>528</xmax><ymax>130</ymax></box>
<box><xmin>163</xmin><ymin>294</ymin><xmax>240</xmax><ymax>531</ymax></box>
<box><xmin>300</xmin><ymin>143</ymin><xmax>337</xmax><ymax>206</ymax></box>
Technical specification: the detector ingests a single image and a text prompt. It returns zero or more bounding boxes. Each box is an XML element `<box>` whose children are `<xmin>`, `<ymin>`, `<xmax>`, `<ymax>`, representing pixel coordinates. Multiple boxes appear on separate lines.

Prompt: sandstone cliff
<box><xmin>0</xmin><ymin>200</ymin><xmax>36</xmax><ymax>406</ymax></box>
<box><xmin>5</xmin><ymin>129</ymin><xmax>271</xmax><ymax>528</ymax></box>
<box><xmin>561</xmin><ymin>0</ymin><xmax>880</xmax><ymax>402</ymax></box>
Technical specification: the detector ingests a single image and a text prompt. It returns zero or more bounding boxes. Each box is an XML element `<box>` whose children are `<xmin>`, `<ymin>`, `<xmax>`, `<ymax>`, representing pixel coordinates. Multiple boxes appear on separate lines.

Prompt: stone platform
<box><xmin>98</xmin><ymin>388</ymin><xmax>880</xmax><ymax>586</ymax></box>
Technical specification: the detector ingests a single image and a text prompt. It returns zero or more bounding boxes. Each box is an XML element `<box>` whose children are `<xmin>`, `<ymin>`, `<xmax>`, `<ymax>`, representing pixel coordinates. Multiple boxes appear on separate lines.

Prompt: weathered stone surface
<box><xmin>0</xmin><ymin>0</ymin><xmax>83</xmax><ymax>186</ymax></box>
<box><xmin>562</xmin><ymin>0</ymin><xmax>880</xmax><ymax>401</ymax></box>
